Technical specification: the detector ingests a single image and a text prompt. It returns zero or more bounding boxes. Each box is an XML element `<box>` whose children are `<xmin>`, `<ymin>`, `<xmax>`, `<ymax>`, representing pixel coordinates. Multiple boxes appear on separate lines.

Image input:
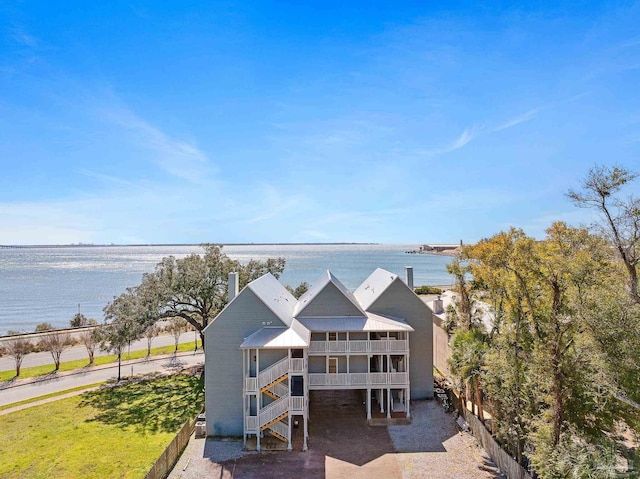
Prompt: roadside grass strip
<box><xmin>0</xmin><ymin>373</ymin><xmax>204</xmax><ymax>479</ymax></box>
<box><xmin>0</xmin><ymin>340</ymin><xmax>201</xmax><ymax>382</ymax></box>
<box><xmin>0</xmin><ymin>381</ymin><xmax>106</xmax><ymax>412</ymax></box>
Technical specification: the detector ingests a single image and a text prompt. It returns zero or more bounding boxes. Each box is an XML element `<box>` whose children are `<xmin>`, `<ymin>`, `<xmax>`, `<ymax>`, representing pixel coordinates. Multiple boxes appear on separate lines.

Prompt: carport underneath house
<box><xmin>203</xmin><ymin>267</ymin><xmax>435</xmax><ymax>451</ymax></box>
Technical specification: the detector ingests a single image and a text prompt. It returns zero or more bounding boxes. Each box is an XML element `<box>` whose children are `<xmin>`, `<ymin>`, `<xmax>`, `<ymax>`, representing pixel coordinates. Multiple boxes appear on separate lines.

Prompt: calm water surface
<box><xmin>0</xmin><ymin>244</ymin><xmax>453</xmax><ymax>334</ymax></box>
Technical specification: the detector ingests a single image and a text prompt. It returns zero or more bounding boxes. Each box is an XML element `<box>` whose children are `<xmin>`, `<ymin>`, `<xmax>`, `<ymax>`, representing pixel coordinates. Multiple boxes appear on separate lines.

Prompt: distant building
<box><xmin>203</xmin><ymin>267</ymin><xmax>434</xmax><ymax>450</ymax></box>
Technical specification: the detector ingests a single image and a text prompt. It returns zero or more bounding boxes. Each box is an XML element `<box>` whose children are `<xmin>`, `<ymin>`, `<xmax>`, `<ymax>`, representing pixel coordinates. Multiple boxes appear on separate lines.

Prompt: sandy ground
<box><xmin>169</xmin><ymin>392</ymin><xmax>504</xmax><ymax>479</ymax></box>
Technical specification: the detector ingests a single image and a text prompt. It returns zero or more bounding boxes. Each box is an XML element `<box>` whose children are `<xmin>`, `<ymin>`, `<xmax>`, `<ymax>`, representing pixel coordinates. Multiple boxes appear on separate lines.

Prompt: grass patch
<box><xmin>0</xmin><ymin>382</ymin><xmax>106</xmax><ymax>412</ymax></box>
<box><xmin>0</xmin><ymin>340</ymin><xmax>201</xmax><ymax>382</ymax></box>
<box><xmin>0</xmin><ymin>373</ymin><xmax>203</xmax><ymax>479</ymax></box>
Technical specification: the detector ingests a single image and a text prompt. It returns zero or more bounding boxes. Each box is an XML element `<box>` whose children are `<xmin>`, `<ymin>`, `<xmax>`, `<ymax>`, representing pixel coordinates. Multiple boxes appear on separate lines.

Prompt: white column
<box><xmin>288</xmin><ymin>418</ymin><xmax>292</xmax><ymax>451</ymax></box>
<box><xmin>366</xmin><ymin>388</ymin><xmax>371</xmax><ymax>419</ymax></box>
<box><xmin>406</xmin><ymin>387</ymin><xmax>411</xmax><ymax>418</ymax></box>
<box><xmin>257</xmin><ymin>432</ymin><xmax>261</xmax><ymax>452</ymax></box>
<box><xmin>380</xmin><ymin>388</ymin><xmax>384</xmax><ymax>413</ymax></box>
<box><xmin>387</xmin><ymin>388</ymin><xmax>391</xmax><ymax>418</ymax></box>
<box><xmin>303</xmin><ymin>411</ymin><xmax>308</xmax><ymax>451</ymax></box>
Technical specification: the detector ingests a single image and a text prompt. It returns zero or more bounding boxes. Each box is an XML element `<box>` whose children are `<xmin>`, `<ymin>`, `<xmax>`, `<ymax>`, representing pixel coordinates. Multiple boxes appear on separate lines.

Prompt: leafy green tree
<box><xmin>134</xmin><ymin>244</ymin><xmax>285</xmax><ymax>347</ymax></box>
<box><xmin>100</xmin><ymin>290</ymin><xmax>146</xmax><ymax>381</ymax></box>
<box><xmin>286</xmin><ymin>281</ymin><xmax>310</xmax><ymax>299</ymax></box>
<box><xmin>70</xmin><ymin>313</ymin><xmax>89</xmax><ymax>328</ymax></box>
<box><xmin>448</xmin><ymin>328</ymin><xmax>488</xmax><ymax>421</ymax></box>
<box><xmin>464</xmin><ymin>223</ymin><xmax>631</xmax><ymax>473</ymax></box>
<box><xmin>35</xmin><ymin>322</ymin><xmax>54</xmax><ymax>332</ymax></box>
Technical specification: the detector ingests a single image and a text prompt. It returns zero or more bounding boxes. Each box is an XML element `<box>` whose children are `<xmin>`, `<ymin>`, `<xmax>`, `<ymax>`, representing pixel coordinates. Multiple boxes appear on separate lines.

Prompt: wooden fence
<box><xmin>461</xmin><ymin>408</ymin><xmax>533</xmax><ymax>479</ymax></box>
<box><xmin>144</xmin><ymin>415</ymin><xmax>198</xmax><ymax>479</ymax></box>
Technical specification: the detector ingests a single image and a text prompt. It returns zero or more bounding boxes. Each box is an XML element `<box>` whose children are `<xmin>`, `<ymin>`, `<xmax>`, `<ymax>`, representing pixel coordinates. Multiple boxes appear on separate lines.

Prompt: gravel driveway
<box><xmin>169</xmin><ymin>391</ymin><xmax>504</xmax><ymax>479</ymax></box>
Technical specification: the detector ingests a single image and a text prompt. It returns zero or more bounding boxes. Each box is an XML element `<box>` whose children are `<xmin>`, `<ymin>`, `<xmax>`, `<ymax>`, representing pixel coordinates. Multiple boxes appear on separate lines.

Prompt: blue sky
<box><xmin>1</xmin><ymin>1</ymin><xmax>639</xmax><ymax>245</ymax></box>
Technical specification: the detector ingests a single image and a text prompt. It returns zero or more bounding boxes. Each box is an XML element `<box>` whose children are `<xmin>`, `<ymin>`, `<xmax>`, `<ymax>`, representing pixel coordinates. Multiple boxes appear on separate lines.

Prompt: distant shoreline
<box><xmin>0</xmin><ymin>242</ymin><xmax>381</xmax><ymax>249</ymax></box>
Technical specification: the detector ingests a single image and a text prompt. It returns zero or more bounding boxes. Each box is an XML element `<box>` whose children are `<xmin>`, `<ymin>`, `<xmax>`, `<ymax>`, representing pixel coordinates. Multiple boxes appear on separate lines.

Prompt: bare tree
<box><xmin>79</xmin><ymin>328</ymin><xmax>100</xmax><ymax>365</ymax></box>
<box><xmin>39</xmin><ymin>332</ymin><xmax>75</xmax><ymax>371</ymax></box>
<box><xmin>143</xmin><ymin>323</ymin><xmax>161</xmax><ymax>358</ymax></box>
<box><xmin>568</xmin><ymin>165</ymin><xmax>640</xmax><ymax>303</ymax></box>
<box><xmin>165</xmin><ymin>318</ymin><xmax>188</xmax><ymax>354</ymax></box>
<box><xmin>3</xmin><ymin>337</ymin><xmax>32</xmax><ymax>377</ymax></box>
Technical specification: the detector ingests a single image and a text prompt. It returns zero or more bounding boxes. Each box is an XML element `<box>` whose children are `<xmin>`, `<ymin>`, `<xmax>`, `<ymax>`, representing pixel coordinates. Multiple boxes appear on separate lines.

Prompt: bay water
<box><xmin>0</xmin><ymin>244</ymin><xmax>453</xmax><ymax>334</ymax></box>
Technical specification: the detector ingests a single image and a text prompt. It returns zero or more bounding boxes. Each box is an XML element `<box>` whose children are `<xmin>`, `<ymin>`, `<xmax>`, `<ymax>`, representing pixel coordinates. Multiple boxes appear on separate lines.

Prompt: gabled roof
<box><xmin>353</xmin><ymin>268</ymin><xmax>399</xmax><ymax>310</ymax></box>
<box><xmin>293</xmin><ymin>270</ymin><xmax>366</xmax><ymax>318</ymax></box>
<box><xmin>246</xmin><ymin>273</ymin><xmax>297</xmax><ymax>326</ymax></box>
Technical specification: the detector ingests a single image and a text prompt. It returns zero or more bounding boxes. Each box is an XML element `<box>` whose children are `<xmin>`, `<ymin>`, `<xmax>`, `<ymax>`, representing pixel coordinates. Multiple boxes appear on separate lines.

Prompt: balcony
<box><xmin>308</xmin><ymin>372</ymin><xmax>409</xmax><ymax>389</ymax></box>
<box><xmin>309</xmin><ymin>339</ymin><xmax>409</xmax><ymax>355</ymax></box>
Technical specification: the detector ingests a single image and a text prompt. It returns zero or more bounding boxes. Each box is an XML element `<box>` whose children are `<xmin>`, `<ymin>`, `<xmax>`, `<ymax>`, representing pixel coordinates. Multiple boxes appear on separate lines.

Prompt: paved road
<box><xmin>0</xmin><ymin>331</ymin><xmax>199</xmax><ymax>371</ymax></box>
<box><xmin>0</xmin><ymin>350</ymin><xmax>204</xmax><ymax>407</ymax></box>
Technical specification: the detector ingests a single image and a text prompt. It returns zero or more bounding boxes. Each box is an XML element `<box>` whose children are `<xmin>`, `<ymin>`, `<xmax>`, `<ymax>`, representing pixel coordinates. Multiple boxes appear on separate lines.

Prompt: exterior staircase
<box><xmin>257</xmin><ymin>357</ymin><xmax>291</xmax><ymax>443</ymax></box>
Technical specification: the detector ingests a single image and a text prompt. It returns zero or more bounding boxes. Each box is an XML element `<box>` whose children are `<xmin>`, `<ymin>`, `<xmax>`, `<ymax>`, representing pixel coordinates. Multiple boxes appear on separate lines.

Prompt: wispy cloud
<box><xmin>10</xmin><ymin>28</ymin><xmax>39</xmax><ymax>47</ymax></box>
<box><xmin>493</xmin><ymin>108</ymin><xmax>540</xmax><ymax>132</ymax></box>
<box><xmin>246</xmin><ymin>185</ymin><xmax>303</xmax><ymax>223</ymax></box>
<box><xmin>420</xmin><ymin>125</ymin><xmax>481</xmax><ymax>156</ymax></box>
<box><xmin>102</xmin><ymin>105</ymin><xmax>215</xmax><ymax>183</ymax></box>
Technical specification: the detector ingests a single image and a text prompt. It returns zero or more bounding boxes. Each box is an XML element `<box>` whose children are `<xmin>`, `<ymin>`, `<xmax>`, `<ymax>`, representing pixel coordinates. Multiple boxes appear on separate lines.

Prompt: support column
<box><xmin>288</xmin><ymin>418</ymin><xmax>292</xmax><ymax>451</ymax></box>
<box><xmin>303</xmin><ymin>412</ymin><xmax>308</xmax><ymax>451</ymax></box>
<box><xmin>380</xmin><ymin>388</ymin><xmax>384</xmax><ymax>413</ymax></box>
<box><xmin>387</xmin><ymin>388</ymin><xmax>391</xmax><ymax>418</ymax></box>
<box><xmin>406</xmin><ymin>387</ymin><xmax>411</xmax><ymax>418</ymax></box>
<box><xmin>366</xmin><ymin>388</ymin><xmax>371</xmax><ymax>419</ymax></box>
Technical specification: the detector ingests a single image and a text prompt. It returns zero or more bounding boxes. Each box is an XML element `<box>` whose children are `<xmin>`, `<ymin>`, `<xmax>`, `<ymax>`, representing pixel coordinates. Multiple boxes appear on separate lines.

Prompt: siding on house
<box><xmin>364</xmin><ymin>277</ymin><xmax>434</xmax><ymax>399</ymax></box>
<box><xmin>296</xmin><ymin>282</ymin><xmax>365</xmax><ymax>318</ymax></box>
<box><xmin>204</xmin><ymin>289</ymin><xmax>288</xmax><ymax>436</ymax></box>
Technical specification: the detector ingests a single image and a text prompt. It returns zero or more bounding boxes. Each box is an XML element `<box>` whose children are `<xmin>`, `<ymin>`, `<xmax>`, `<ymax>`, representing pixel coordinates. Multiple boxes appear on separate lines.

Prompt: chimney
<box><xmin>433</xmin><ymin>295</ymin><xmax>444</xmax><ymax>315</ymax></box>
<box><xmin>405</xmin><ymin>266</ymin><xmax>414</xmax><ymax>290</ymax></box>
<box><xmin>228</xmin><ymin>272</ymin><xmax>239</xmax><ymax>301</ymax></box>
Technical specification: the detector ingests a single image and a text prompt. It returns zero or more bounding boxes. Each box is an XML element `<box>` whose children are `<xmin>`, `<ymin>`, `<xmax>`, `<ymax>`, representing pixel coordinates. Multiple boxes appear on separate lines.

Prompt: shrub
<box><xmin>414</xmin><ymin>285</ymin><xmax>443</xmax><ymax>295</ymax></box>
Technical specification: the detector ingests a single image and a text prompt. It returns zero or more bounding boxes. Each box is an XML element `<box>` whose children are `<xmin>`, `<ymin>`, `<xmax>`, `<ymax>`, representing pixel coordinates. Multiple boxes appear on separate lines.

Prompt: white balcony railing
<box><xmin>308</xmin><ymin>372</ymin><xmax>409</xmax><ymax>388</ymax></box>
<box><xmin>308</xmin><ymin>339</ymin><xmax>409</xmax><ymax>355</ymax></box>
<box><xmin>246</xmin><ymin>415</ymin><xmax>258</xmax><ymax>432</ymax></box>
<box><xmin>245</xmin><ymin>377</ymin><xmax>258</xmax><ymax>392</ymax></box>
<box><xmin>290</xmin><ymin>358</ymin><xmax>305</xmax><ymax>373</ymax></box>
<box><xmin>290</xmin><ymin>396</ymin><xmax>305</xmax><ymax>412</ymax></box>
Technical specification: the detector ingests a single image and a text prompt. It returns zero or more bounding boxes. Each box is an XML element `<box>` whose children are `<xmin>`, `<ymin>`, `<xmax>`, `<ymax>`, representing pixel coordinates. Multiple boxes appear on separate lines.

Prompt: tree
<box><xmin>448</xmin><ymin>328</ymin><xmax>488</xmax><ymax>421</ymax></box>
<box><xmin>70</xmin><ymin>312</ymin><xmax>90</xmax><ymax>328</ymax></box>
<box><xmin>568</xmin><ymin>165</ymin><xmax>640</xmax><ymax>304</ymax></box>
<box><xmin>3</xmin><ymin>337</ymin><xmax>32</xmax><ymax>377</ymax></box>
<box><xmin>165</xmin><ymin>318</ymin><xmax>188</xmax><ymax>354</ymax></box>
<box><xmin>35</xmin><ymin>322</ymin><xmax>54</xmax><ymax>332</ymax></box>
<box><xmin>101</xmin><ymin>290</ymin><xmax>146</xmax><ymax>381</ymax></box>
<box><xmin>79</xmin><ymin>327</ymin><xmax>100</xmax><ymax>365</ymax></box>
<box><xmin>134</xmin><ymin>244</ymin><xmax>285</xmax><ymax>347</ymax></box>
<box><xmin>286</xmin><ymin>281</ymin><xmax>310</xmax><ymax>299</ymax></box>
<box><xmin>143</xmin><ymin>323</ymin><xmax>161</xmax><ymax>357</ymax></box>
<box><xmin>39</xmin><ymin>332</ymin><xmax>74</xmax><ymax>371</ymax></box>
<box><xmin>464</xmin><ymin>223</ymin><xmax>631</xmax><ymax>473</ymax></box>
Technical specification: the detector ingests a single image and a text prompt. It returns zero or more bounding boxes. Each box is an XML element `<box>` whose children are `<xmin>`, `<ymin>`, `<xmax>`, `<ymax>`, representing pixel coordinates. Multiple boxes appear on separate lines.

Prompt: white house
<box><xmin>203</xmin><ymin>267</ymin><xmax>434</xmax><ymax>451</ymax></box>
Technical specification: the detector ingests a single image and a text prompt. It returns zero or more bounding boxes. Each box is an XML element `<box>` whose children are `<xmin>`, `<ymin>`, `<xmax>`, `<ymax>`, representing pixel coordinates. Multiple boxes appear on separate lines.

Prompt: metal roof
<box><xmin>293</xmin><ymin>270</ymin><xmax>366</xmax><ymax>318</ymax></box>
<box><xmin>353</xmin><ymin>268</ymin><xmax>399</xmax><ymax>310</ymax></box>
<box><xmin>247</xmin><ymin>273</ymin><xmax>297</xmax><ymax>326</ymax></box>
<box><xmin>240</xmin><ymin>326</ymin><xmax>309</xmax><ymax>349</ymax></box>
<box><xmin>296</xmin><ymin>312</ymin><xmax>413</xmax><ymax>332</ymax></box>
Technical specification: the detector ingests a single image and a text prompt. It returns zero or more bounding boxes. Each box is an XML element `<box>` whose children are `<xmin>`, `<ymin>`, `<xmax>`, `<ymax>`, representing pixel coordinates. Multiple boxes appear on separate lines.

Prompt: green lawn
<box><xmin>0</xmin><ymin>373</ymin><xmax>204</xmax><ymax>479</ymax></box>
<box><xmin>0</xmin><ymin>340</ymin><xmax>201</xmax><ymax>382</ymax></box>
<box><xmin>0</xmin><ymin>382</ymin><xmax>106</xmax><ymax>412</ymax></box>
